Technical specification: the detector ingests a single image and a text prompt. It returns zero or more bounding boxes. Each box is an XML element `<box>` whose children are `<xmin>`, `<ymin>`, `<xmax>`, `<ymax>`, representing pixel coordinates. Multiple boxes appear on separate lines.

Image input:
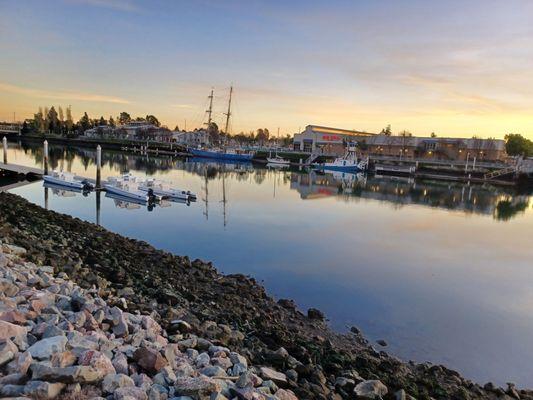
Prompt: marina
<box><xmin>1</xmin><ymin>141</ymin><xmax>532</xmax><ymax>387</ymax></box>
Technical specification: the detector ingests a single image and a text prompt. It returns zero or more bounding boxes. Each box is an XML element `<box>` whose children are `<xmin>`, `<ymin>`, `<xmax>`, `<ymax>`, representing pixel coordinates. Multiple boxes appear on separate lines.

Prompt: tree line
<box><xmin>24</xmin><ymin>107</ymin><xmax>163</xmax><ymax>137</ymax></box>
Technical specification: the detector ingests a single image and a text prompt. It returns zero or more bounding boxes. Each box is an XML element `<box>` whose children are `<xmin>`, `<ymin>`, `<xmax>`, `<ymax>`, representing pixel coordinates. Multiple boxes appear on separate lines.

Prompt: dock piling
<box><xmin>2</xmin><ymin>137</ymin><xmax>7</xmax><ymax>164</ymax></box>
<box><xmin>43</xmin><ymin>140</ymin><xmax>49</xmax><ymax>175</ymax></box>
<box><xmin>96</xmin><ymin>145</ymin><xmax>102</xmax><ymax>188</ymax></box>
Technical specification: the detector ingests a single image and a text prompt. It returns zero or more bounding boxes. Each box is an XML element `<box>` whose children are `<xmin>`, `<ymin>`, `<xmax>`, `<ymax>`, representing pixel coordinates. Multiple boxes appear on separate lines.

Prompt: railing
<box><xmin>484</xmin><ymin>166</ymin><xmax>517</xmax><ymax>180</ymax></box>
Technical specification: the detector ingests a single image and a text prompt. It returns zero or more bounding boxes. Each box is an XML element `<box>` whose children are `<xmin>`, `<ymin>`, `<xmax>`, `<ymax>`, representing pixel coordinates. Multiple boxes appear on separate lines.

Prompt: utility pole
<box><xmin>224</xmin><ymin>86</ymin><xmax>233</xmax><ymax>135</ymax></box>
<box><xmin>206</xmin><ymin>88</ymin><xmax>214</xmax><ymax>128</ymax></box>
<box><xmin>184</xmin><ymin>119</ymin><xmax>187</xmax><ymax>132</ymax></box>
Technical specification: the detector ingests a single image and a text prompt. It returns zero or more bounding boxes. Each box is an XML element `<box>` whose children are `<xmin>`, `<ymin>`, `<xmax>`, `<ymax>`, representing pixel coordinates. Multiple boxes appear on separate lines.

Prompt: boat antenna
<box><xmin>205</xmin><ymin>88</ymin><xmax>214</xmax><ymax>128</ymax></box>
<box><xmin>224</xmin><ymin>86</ymin><xmax>233</xmax><ymax>135</ymax></box>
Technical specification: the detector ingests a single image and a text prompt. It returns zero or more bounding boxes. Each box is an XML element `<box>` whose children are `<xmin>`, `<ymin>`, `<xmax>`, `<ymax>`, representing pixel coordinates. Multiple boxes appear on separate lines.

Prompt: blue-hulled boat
<box><xmin>189</xmin><ymin>148</ymin><xmax>254</xmax><ymax>162</ymax></box>
<box><xmin>313</xmin><ymin>146</ymin><xmax>368</xmax><ymax>172</ymax></box>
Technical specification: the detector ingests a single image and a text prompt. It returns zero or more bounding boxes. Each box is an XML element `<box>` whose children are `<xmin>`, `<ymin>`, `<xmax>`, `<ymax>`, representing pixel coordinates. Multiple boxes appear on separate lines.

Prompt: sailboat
<box><xmin>189</xmin><ymin>87</ymin><xmax>255</xmax><ymax>162</ymax></box>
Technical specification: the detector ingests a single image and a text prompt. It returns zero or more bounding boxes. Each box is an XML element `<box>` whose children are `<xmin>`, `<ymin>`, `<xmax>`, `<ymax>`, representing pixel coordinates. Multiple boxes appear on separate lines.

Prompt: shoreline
<box><xmin>0</xmin><ymin>191</ymin><xmax>531</xmax><ymax>399</ymax></box>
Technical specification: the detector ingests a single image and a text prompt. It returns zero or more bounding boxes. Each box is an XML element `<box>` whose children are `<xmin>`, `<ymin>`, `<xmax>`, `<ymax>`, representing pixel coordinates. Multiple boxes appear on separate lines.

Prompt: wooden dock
<box><xmin>0</xmin><ymin>162</ymin><xmax>44</xmax><ymax>176</ymax></box>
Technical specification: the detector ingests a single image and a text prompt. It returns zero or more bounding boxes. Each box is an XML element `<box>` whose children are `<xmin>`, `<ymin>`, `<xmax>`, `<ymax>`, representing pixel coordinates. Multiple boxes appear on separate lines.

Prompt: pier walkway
<box><xmin>0</xmin><ymin>163</ymin><xmax>44</xmax><ymax>176</ymax></box>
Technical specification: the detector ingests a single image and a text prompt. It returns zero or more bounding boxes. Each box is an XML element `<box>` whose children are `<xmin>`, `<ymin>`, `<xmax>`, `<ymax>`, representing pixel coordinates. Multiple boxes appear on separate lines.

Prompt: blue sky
<box><xmin>1</xmin><ymin>0</ymin><xmax>533</xmax><ymax>138</ymax></box>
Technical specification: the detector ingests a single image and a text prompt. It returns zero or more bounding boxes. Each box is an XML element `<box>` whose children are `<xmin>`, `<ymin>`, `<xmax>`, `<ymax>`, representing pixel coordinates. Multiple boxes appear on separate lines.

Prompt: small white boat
<box><xmin>43</xmin><ymin>171</ymin><xmax>94</xmax><ymax>190</ymax></box>
<box><xmin>104</xmin><ymin>174</ymin><xmax>160</xmax><ymax>203</ymax></box>
<box><xmin>266</xmin><ymin>155</ymin><xmax>290</xmax><ymax>166</ymax></box>
<box><xmin>139</xmin><ymin>178</ymin><xmax>196</xmax><ymax>201</ymax></box>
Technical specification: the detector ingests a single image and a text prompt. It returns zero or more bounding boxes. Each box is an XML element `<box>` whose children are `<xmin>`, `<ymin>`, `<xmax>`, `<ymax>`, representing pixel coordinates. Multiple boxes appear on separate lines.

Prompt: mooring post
<box><xmin>2</xmin><ymin>136</ymin><xmax>7</xmax><ymax>164</ymax></box>
<box><xmin>96</xmin><ymin>145</ymin><xmax>102</xmax><ymax>188</ymax></box>
<box><xmin>96</xmin><ymin>191</ymin><xmax>101</xmax><ymax>226</ymax></box>
<box><xmin>43</xmin><ymin>140</ymin><xmax>49</xmax><ymax>175</ymax></box>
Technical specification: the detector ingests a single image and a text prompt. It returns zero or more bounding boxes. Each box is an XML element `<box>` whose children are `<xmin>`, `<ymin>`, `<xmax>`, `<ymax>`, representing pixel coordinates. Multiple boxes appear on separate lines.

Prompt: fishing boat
<box><xmin>266</xmin><ymin>155</ymin><xmax>290</xmax><ymax>166</ymax></box>
<box><xmin>43</xmin><ymin>171</ymin><xmax>94</xmax><ymax>190</ymax></box>
<box><xmin>104</xmin><ymin>174</ymin><xmax>161</xmax><ymax>203</ymax></box>
<box><xmin>139</xmin><ymin>178</ymin><xmax>196</xmax><ymax>201</ymax></box>
<box><xmin>313</xmin><ymin>146</ymin><xmax>368</xmax><ymax>172</ymax></box>
<box><xmin>189</xmin><ymin>147</ymin><xmax>254</xmax><ymax>162</ymax></box>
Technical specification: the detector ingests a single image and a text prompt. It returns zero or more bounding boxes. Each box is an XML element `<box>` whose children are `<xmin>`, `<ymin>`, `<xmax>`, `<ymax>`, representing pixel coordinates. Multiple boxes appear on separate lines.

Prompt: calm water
<box><xmin>1</xmin><ymin>141</ymin><xmax>533</xmax><ymax>387</ymax></box>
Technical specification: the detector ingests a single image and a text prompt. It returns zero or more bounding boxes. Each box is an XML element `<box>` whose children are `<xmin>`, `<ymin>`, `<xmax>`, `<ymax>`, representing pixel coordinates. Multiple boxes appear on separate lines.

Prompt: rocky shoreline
<box><xmin>0</xmin><ymin>191</ymin><xmax>530</xmax><ymax>400</ymax></box>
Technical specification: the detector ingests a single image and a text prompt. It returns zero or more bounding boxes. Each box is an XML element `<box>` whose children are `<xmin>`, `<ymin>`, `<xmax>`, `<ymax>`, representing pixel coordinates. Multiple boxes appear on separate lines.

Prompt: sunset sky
<box><xmin>1</xmin><ymin>0</ymin><xmax>533</xmax><ymax>139</ymax></box>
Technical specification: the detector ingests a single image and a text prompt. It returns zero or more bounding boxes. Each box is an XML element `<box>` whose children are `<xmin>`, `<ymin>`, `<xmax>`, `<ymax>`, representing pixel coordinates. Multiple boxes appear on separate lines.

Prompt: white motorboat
<box><xmin>313</xmin><ymin>145</ymin><xmax>368</xmax><ymax>172</ymax></box>
<box><xmin>43</xmin><ymin>171</ymin><xmax>94</xmax><ymax>190</ymax></box>
<box><xmin>104</xmin><ymin>174</ymin><xmax>161</xmax><ymax>203</ymax></box>
<box><xmin>139</xmin><ymin>178</ymin><xmax>196</xmax><ymax>201</ymax></box>
<box><xmin>266</xmin><ymin>155</ymin><xmax>290</xmax><ymax>166</ymax></box>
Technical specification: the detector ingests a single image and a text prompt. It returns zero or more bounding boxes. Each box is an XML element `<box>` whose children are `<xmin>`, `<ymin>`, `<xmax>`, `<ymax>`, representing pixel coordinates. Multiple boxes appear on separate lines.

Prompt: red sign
<box><xmin>321</xmin><ymin>135</ymin><xmax>341</xmax><ymax>141</ymax></box>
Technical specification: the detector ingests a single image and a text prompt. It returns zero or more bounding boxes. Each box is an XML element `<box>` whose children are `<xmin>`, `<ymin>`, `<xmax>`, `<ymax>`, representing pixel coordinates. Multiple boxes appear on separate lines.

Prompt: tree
<box><xmin>98</xmin><ymin>116</ymin><xmax>107</xmax><ymax>126</ymax></box>
<box><xmin>145</xmin><ymin>115</ymin><xmax>160</xmax><ymax>127</ymax></box>
<box><xmin>118</xmin><ymin>112</ymin><xmax>131</xmax><ymax>125</ymax></box>
<box><xmin>65</xmin><ymin>106</ymin><xmax>74</xmax><ymax>132</ymax></box>
<box><xmin>109</xmin><ymin>116</ymin><xmax>116</xmax><ymax>127</ymax></box>
<box><xmin>431</xmin><ymin>132</ymin><xmax>437</xmax><ymax>138</ymax></box>
<box><xmin>34</xmin><ymin>108</ymin><xmax>45</xmax><ymax>133</ymax></box>
<box><xmin>173</xmin><ymin>125</ymin><xmax>180</xmax><ymax>131</ymax></box>
<box><xmin>78</xmin><ymin>112</ymin><xmax>91</xmax><ymax>132</ymax></box>
<box><xmin>256</xmin><ymin>128</ymin><xmax>270</xmax><ymax>143</ymax></box>
<box><xmin>380</xmin><ymin>124</ymin><xmax>392</xmax><ymax>136</ymax></box>
<box><xmin>398</xmin><ymin>130</ymin><xmax>412</xmax><ymax>137</ymax></box>
<box><xmin>47</xmin><ymin>106</ymin><xmax>59</xmax><ymax>133</ymax></box>
<box><xmin>21</xmin><ymin>120</ymin><xmax>29</xmax><ymax>134</ymax></box>
<box><xmin>207</xmin><ymin>122</ymin><xmax>219</xmax><ymax>139</ymax></box>
<box><xmin>505</xmin><ymin>134</ymin><xmax>533</xmax><ymax>157</ymax></box>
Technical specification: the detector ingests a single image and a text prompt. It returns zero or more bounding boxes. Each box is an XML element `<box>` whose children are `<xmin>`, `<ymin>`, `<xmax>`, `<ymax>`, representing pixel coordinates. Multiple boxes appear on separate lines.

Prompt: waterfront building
<box><xmin>83</xmin><ymin>125</ymin><xmax>116</xmax><ymax>138</ymax></box>
<box><xmin>172</xmin><ymin>130</ymin><xmax>210</xmax><ymax>147</ymax></box>
<box><xmin>292</xmin><ymin>125</ymin><xmax>375</xmax><ymax>153</ymax></box>
<box><xmin>293</xmin><ymin>125</ymin><xmax>507</xmax><ymax>161</ymax></box>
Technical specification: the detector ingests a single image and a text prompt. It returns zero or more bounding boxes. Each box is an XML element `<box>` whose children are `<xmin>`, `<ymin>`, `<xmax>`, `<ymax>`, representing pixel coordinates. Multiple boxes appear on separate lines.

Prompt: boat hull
<box><xmin>43</xmin><ymin>175</ymin><xmax>85</xmax><ymax>189</ymax></box>
<box><xmin>104</xmin><ymin>184</ymin><xmax>149</xmax><ymax>202</ymax></box>
<box><xmin>190</xmin><ymin>149</ymin><xmax>253</xmax><ymax>161</ymax></box>
<box><xmin>138</xmin><ymin>186</ymin><xmax>191</xmax><ymax>200</ymax></box>
<box><xmin>313</xmin><ymin>165</ymin><xmax>363</xmax><ymax>172</ymax></box>
<box><xmin>266</xmin><ymin>158</ymin><xmax>290</xmax><ymax>165</ymax></box>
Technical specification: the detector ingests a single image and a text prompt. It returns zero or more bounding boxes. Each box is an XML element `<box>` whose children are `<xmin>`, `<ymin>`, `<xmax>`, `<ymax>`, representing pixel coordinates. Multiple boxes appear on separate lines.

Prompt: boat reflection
<box><xmin>43</xmin><ymin>181</ymin><xmax>90</xmax><ymax>198</ymax></box>
<box><xmin>105</xmin><ymin>191</ymin><xmax>191</xmax><ymax>212</ymax></box>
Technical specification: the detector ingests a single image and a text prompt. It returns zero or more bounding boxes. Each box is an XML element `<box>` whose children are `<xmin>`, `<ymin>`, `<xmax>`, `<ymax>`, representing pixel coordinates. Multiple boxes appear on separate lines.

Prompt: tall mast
<box><xmin>224</xmin><ymin>86</ymin><xmax>233</xmax><ymax>135</ymax></box>
<box><xmin>206</xmin><ymin>88</ymin><xmax>214</xmax><ymax>127</ymax></box>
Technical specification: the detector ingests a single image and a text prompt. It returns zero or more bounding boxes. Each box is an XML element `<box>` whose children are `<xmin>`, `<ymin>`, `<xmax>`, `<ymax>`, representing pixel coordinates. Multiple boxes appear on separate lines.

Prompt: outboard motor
<box><xmin>147</xmin><ymin>188</ymin><xmax>156</xmax><ymax>203</ymax></box>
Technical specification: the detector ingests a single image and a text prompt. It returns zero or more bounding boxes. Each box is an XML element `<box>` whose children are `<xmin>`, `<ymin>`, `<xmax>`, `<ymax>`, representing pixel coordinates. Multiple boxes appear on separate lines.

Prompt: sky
<box><xmin>1</xmin><ymin>0</ymin><xmax>533</xmax><ymax>139</ymax></box>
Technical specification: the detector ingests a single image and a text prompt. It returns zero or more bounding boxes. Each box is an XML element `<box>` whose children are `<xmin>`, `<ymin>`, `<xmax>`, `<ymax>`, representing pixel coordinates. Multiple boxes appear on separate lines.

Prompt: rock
<box><xmin>169</xmin><ymin>319</ymin><xmax>193</xmax><ymax>334</ymax></box>
<box><xmin>275</xmin><ymin>389</ymin><xmax>299</xmax><ymax>400</ymax></box>
<box><xmin>196</xmin><ymin>352</ymin><xmax>211</xmax><ymax>368</ymax></box>
<box><xmin>113</xmin><ymin>352</ymin><xmax>129</xmax><ymax>375</ymax></box>
<box><xmin>0</xmin><ymin>372</ymin><xmax>27</xmax><ymax>385</ymax></box>
<box><xmin>307</xmin><ymin>308</ymin><xmax>325</xmax><ymax>320</ymax></box>
<box><xmin>230</xmin><ymin>362</ymin><xmax>248</xmax><ymax>376</ymax></box>
<box><xmin>200</xmin><ymin>365</ymin><xmax>227</xmax><ymax>377</ymax></box>
<box><xmin>78</xmin><ymin>350</ymin><xmax>116</xmax><ymax>375</ymax></box>
<box><xmin>51</xmin><ymin>350</ymin><xmax>77</xmax><ymax>367</ymax></box>
<box><xmin>0</xmin><ymin>384</ymin><xmax>25</xmax><ymax>397</ymax></box>
<box><xmin>102</xmin><ymin>373</ymin><xmax>135</xmax><ymax>394</ymax></box>
<box><xmin>174</xmin><ymin>376</ymin><xmax>221</xmax><ymax>398</ymax></box>
<box><xmin>376</xmin><ymin>339</ymin><xmax>387</xmax><ymax>347</ymax></box>
<box><xmin>259</xmin><ymin>367</ymin><xmax>287</xmax><ymax>387</ymax></box>
<box><xmin>354</xmin><ymin>380</ymin><xmax>388</xmax><ymax>399</ymax></box>
<box><xmin>0</xmin><ymin>320</ymin><xmax>27</xmax><ymax>340</ymax></box>
<box><xmin>134</xmin><ymin>347</ymin><xmax>169</xmax><ymax>373</ymax></box>
<box><xmin>27</xmin><ymin>335</ymin><xmax>67</xmax><ymax>360</ymax></box>
<box><xmin>0</xmin><ymin>349</ymin><xmax>15</xmax><ymax>366</ymax></box>
<box><xmin>7</xmin><ymin>351</ymin><xmax>32</xmax><ymax>375</ymax></box>
<box><xmin>114</xmin><ymin>386</ymin><xmax>149</xmax><ymax>400</ymax></box>
<box><xmin>31</xmin><ymin>363</ymin><xmax>105</xmax><ymax>383</ymax></box>
<box><xmin>24</xmin><ymin>380</ymin><xmax>65</xmax><ymax>398</ymax></box>
<box><xmin>229</xmin><ymin>352</ymin><xmax>248</xmax><ymax>367</ymax></box>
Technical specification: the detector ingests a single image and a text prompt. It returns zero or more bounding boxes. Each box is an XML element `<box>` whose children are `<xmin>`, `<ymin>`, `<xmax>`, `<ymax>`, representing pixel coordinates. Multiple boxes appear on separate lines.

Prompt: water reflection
<box><xmin>290</xmin><ymin>170</ymin><xmax>530</xmax><ymax>220</ymax></box>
